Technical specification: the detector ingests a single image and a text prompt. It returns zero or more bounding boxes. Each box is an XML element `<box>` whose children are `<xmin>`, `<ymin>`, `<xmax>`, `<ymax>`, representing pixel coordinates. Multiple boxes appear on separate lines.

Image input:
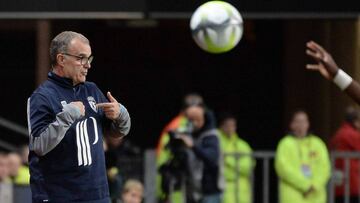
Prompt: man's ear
<box><xmin>56</xmin><ymin>54</ymin><xmax>65</xmax><ymax>66</ymax></box>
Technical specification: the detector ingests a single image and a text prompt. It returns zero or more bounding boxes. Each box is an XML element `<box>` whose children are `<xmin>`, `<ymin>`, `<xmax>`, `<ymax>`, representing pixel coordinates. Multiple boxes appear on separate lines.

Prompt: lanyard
<box><xmin>295</xmin><ymin>135</ymin><xmax>311</xmax><ymax>162</ymax></box>
<box><xmin>295</xmin><ymin>135</ymin><xmax>313</xmax><ymax>178</ymax></box>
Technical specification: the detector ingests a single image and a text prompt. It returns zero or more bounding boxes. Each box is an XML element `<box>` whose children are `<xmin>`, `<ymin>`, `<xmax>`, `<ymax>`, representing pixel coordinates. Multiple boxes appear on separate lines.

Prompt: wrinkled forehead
<box><xmin>67</xmin><ymin>38</ymin><xmax>91</xmax><ymax>55</ymax></box>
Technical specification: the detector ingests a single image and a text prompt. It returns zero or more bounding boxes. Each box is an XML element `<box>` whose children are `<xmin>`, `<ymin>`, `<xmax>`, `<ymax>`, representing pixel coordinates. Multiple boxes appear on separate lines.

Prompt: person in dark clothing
<box><xmin>104</xmin><ymin>137</ymin><xmax>124</xmax><ymax>203</ymax></box>
<box><xmin>177</xmin><ymin>103</ymin><xmax>224</xmax><ymax>203</ymax></box>
<box><xmin>27</xmin><ymin>31</ymin><xmax>131</xmax><ymax>203</ymax></box>
<box><xmin>105</xmin><ymin>136</ymin><xmax>142</xmax><ymax>203</ymax></box>
<box><xmin>330</xmin><ymin>106</ymin><xmax>360</xmax><ymax>203</ymax></box>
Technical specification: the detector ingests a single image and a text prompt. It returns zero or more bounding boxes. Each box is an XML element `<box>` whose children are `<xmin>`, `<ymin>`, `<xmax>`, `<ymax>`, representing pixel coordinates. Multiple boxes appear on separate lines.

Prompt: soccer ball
<box><xmin>190</xmin><ymin>1</ymin><xmax>243</xmax><ymax>54</ymax></box>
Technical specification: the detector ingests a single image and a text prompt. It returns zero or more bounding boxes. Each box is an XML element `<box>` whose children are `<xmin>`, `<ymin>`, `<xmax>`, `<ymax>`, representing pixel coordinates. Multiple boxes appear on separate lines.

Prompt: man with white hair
<box><xmin>27</xmin><ymin>31</ymin><xmax>131</xmax><ymax>203</ymax></box>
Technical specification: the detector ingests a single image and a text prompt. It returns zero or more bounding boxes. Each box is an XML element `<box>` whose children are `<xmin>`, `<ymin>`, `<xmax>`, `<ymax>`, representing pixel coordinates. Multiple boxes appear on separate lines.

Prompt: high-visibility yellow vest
<box><xmin>218</xmin><ymin>129</ymin><xmax>254</xmax><ymax>203</ymax></box>
<box><xmin>14</xmin><ymin>165</ymin><xmax>30</xmax><ymax>185</ymax></box>
<box><xmin>275</xmin><ymin>134</ymin><xmax>330</xmax><ymax>203</ymax></box>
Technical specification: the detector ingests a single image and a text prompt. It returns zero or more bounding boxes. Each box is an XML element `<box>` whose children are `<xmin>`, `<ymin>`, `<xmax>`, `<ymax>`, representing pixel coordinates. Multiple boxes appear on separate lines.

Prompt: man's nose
<box><xmin>84</xmin><ymin>61</ymin><xmax>91</xmax><ymax>69</ymax></box>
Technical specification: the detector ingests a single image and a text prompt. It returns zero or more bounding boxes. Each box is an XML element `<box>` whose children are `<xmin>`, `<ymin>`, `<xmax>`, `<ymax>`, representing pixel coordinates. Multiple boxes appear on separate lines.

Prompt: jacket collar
<box><xmin>48</xmin><ymin>71</ymin><xmax>83</xmax><ymax>89</ymax></box>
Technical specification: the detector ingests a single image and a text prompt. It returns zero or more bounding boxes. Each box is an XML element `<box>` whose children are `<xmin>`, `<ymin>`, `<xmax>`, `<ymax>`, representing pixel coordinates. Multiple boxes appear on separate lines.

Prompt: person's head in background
<box><xmin>181</xmin><ymin>93</ymin><xmax>204</xmax><ymax>111</ymax></box>
<box><xmin>0</xmin><ymin>153</ymin><xmax>9</xmax><ymax>182</ymax></box>
<box><xmin>7</xmin><ymin>152</ymin><xmax>22</xmax><ymax>178</ymax></box>
<box><xmin>121</xmin><ymin>179</ymin><xmax>144</xmax><ymax>203</ymax></box>
<box><xmin>218</xmin><ymin>113</ymin><xmax>237</xmax><ymax>137</ymax></box>
<box><xmin>289</xmin><ymin>110</ymin><xmax>310</xmax><ymax>138</ymax></box>
<box><xmin>184</xmin><ymin>103</ymin><xmax>206</xmax><ymax>131</ymax></box>
<box><xmin>344</xmin><ymin>106</ymin><xmax>360</xmax><ymax>131</ymax></box>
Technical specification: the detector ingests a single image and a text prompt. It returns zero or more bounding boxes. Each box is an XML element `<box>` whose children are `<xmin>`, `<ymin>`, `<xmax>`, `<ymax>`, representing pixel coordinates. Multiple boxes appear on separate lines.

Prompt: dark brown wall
<box><xmin>0</xmin><ymin>19</ymin><xmax>284</xmax><ymax>150</ymax></box>
<box><xmin>283</xmin><ymin>20</ymin><xmax>357</xmax><ymax>141</ymax></box>
<box><xmin>2</xmin><ymin>19</ymin><xmax>359</xmax><ymax>151</ymax></box>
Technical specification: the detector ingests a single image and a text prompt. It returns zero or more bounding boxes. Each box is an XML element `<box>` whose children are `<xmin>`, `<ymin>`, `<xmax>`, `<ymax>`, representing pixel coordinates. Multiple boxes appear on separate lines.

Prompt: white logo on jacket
<box><xmin>61</xmin><ymin>101</ymin><xmax>67</xmax><ymax>107</ymax></box>
<box><xmin>75</xmin><ymin>117</ymin><xmax>99</xmax><ymax>166</ymax></box>
<box><xmin>87</xmin><ymin>96</ymin><xmax>97</xmax><ymax>113</ymax></box>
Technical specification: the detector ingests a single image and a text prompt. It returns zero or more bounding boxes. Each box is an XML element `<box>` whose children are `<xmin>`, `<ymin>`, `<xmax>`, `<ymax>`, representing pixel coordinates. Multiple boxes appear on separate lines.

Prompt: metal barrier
<box><xmin>0</xmin><ymin>184</ymin><xmax>31</xmax><ymax>203</ymax></box>
<box><xmin>13</xmin><ymin>185</ymin><xmax>31</xmax><ymax>203</ymax></box>
<box><xmin>224</xmin><ymin>151</ymin><xmax>275</xmax><ymax>203</ymax></box>
<box><xmin>2</xmin><ymin>150</ymin><xmax>359</xmax><ymax>203</ymax></box>
<box><xmin>328</xmin><ymin>151</ymin><xmax>360</xmax><ymax>203</ymax></box>
<box><xmin>223</xmin><ymin>151</ymin><xmax>360</xmax><ymax>203</ymax></box>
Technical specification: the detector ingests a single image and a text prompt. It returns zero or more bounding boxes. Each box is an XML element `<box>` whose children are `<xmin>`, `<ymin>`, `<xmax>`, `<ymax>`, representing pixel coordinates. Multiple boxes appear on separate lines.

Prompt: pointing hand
<box><xmin>96</xmin><ymin>92</ymin><xmax>120</xmax><ymax>120</ymax></box>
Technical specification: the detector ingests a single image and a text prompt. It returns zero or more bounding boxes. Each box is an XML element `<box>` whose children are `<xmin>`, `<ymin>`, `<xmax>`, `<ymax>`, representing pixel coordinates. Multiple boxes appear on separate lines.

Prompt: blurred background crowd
<box><xmin>1</xmin><ymin>93</ymin><xmax>360</xmax><ymax>203</ymax></box>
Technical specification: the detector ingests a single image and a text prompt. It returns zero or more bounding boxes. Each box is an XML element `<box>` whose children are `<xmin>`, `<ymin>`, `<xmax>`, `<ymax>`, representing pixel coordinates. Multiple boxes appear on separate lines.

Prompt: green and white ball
<box><xmin>190</xmin><ymin>1</ymin><xmax>243</xmax><ymax>54</ymax></box>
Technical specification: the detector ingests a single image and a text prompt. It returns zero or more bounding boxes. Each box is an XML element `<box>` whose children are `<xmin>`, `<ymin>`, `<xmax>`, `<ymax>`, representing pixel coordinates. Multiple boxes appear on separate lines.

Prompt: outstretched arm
<box><xmin>306</xmin><ymin>41</ymin><xmax>360</xmax><ymax>104</ymax></box>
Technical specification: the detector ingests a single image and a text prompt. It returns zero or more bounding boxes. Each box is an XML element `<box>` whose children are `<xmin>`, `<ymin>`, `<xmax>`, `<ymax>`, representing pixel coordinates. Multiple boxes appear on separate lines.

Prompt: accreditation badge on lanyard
<box><xmin>298</xmin><ymin>137</ymin><xmax>312</xmax><ymax>178</ymax></box>
<box><xmin>301</xmin><ymin>164</ymin><xmax>312</xmax><ymax>178</ymax></box>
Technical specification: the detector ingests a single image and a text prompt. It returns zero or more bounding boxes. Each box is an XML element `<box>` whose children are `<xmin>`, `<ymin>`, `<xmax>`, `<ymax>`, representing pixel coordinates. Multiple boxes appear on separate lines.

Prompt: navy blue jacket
<box><xmin>192</xmin><ymin>110</ymin><xmax>223</xmax><ymax>195</ymax></box>
<box><xmin>27</xmin><ymin>72</ymin><xmax>130</xmax><ymax>203</ymax></box>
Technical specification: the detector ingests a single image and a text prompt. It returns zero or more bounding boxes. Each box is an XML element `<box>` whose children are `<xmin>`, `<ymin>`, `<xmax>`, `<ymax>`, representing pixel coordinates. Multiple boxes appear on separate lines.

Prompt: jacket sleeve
<box><xmin>193</xmin><ymin>135</ymin><xmax>220</xmax><ymax>170</ymax></box>
<box><xmin>311</xmin><ymin>137</ymin><xmax>331</xmax><ymax>191</ymax></box>
<box><xmin>110</xmin><ymin>104</ymin><xmax>131</xmax><ymax>137</ymax></box>
<box><xmin>27</xmin><ymin>94</ymin><xmax>82</xmax><ymax>156</ymax></box>
<box><xmin>275</xmin><ymin>137</ymin><xmax>312</xmax><ymax>193</ymax></box>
